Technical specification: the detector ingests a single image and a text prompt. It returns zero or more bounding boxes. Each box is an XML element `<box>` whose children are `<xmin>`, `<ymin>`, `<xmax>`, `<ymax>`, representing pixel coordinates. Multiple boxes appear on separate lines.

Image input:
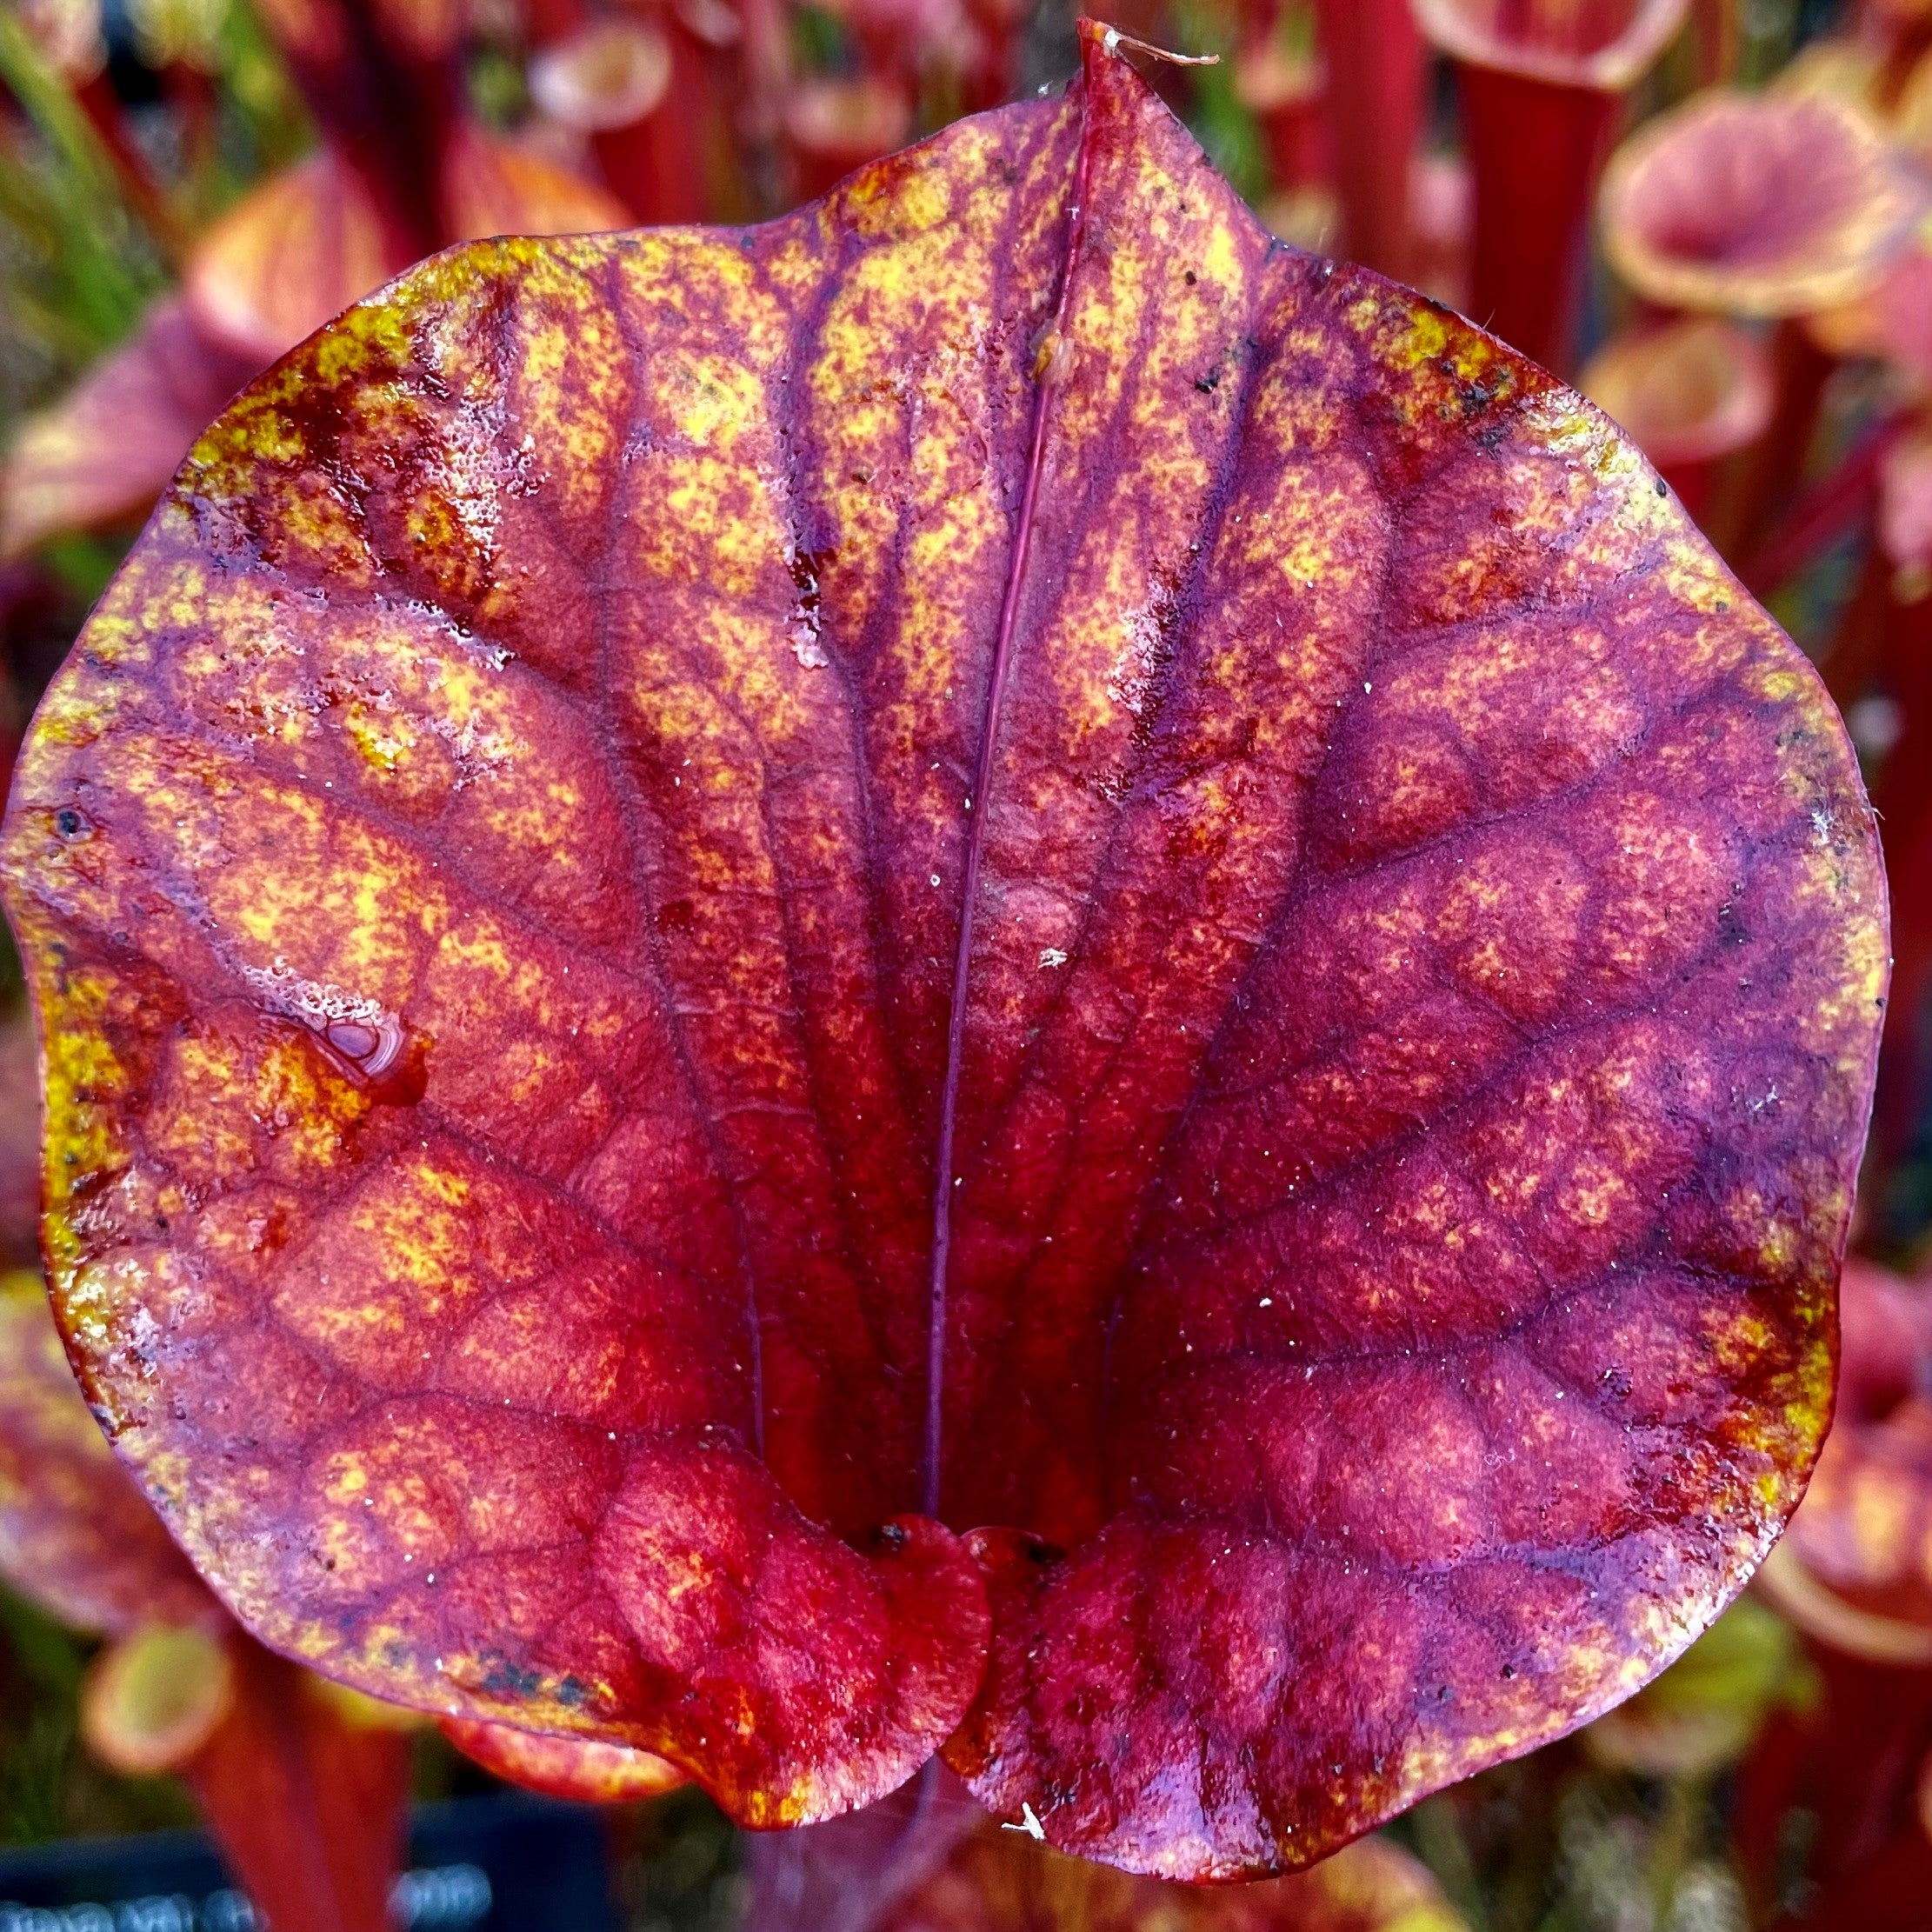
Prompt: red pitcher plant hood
<box><xmin>0</xmin><ymin>21</ymin><xmax>1888</xmax><ymax>1882</ymax></box>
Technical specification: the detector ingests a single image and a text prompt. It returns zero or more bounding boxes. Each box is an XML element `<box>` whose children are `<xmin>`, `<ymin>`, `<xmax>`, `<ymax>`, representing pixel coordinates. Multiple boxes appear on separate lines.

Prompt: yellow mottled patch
<box><xmin>312</xmin><ymin>297</ymin><xmax>415</xmax><ymax>388</ymax></box>
<box><xmin>32</xmin><ymin>971</ymin><xmax>131</xmax><ymax>1246</ymax></box>
<box><xmin>662</xmin><ymin>353</ymin><xmax>765</xmax><ymax>450</ymax></box>
<box><xmin>23</xmin><ymin>685</ymin><xmax>114</xmax><ymax>750</ymax></box>
<box><xmin>55</xmin><ymin>1249</ymin><xmax>154</xmax><ymax>1362</ymax></box>
<box><xmin>344</xmin><ymin>705</ymin><xmax>418</xmax><ymax>775</ymax></box>
<box><xmin>1748</xmin><ymin>666</ymin><xmax>1807</xmax><ymax>705</ymax></box>
<box><xmin>843</xmin><ymin>143</ymin><xmax>955</xmax><ymax>241</ymax></box>
<box><xmin>195</xmin><ymin>389</ymin><xmax>306</xmax><ymax>475</ymax></box>
<box><xmin>1351</xmin><ymin>291</ymin><xmax>1433</xmax><ymax>358</ymax></box>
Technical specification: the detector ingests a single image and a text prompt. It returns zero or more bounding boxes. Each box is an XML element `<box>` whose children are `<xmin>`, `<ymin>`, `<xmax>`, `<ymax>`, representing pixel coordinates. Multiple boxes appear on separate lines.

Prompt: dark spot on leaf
<box><xmin>481</xmin><ymin>1658</ymin><xmax>547</xmax><ymax>1698</ymax></box>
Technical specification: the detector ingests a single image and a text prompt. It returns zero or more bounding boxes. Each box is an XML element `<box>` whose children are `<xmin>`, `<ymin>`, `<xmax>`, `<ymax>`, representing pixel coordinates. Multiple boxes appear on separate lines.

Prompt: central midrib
<box><xmin>920</xmin><ymin>64</ymin><xmax>1102</xmax><ymax>1521</ymax></box>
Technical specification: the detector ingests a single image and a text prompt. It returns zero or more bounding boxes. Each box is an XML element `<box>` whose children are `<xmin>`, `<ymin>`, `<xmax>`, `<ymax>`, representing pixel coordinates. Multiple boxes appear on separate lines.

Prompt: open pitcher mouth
<box><xmin>1599</xmin><ymin>90</ymin><xmax>1924</xmax><ymax>319</ymax></box>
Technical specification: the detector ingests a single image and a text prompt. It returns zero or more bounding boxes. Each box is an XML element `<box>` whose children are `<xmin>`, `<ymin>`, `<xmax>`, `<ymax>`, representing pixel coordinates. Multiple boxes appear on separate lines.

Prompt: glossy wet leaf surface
<box><xmin>0</xmin><ymin>21</ymin><xmax>1887</xmax><ymax>1881</ymax></box>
